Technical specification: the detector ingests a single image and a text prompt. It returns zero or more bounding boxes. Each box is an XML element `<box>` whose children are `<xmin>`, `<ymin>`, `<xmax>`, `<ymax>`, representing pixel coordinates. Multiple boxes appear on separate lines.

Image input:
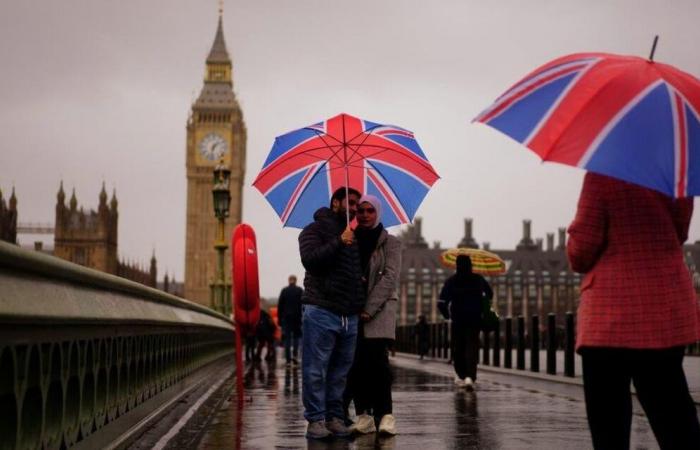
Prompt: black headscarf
<box><xmin>355</xmin><ymin>223</ymin><xmax>384</xmax><ymax>273</ymax></box>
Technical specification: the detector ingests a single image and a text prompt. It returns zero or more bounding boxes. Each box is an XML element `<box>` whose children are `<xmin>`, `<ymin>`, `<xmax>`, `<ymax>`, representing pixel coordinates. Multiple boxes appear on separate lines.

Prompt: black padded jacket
<box><xmin>298</xmin><ymin>207</ymin><xmax>365</xmax><ymax>316</ymax></box>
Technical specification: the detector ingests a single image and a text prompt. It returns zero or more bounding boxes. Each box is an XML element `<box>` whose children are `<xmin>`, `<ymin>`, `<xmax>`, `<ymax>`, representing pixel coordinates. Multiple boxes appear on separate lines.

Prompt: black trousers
<box><xmin>581</xmin><ymin>346</ymin><xmax>700</xmax><ymax>450</ymax></box>
<box><xmin>345</xmin><ymin>336</ymin><xmax>393</xmax><ymax>418</ymax></box>
<box><xmin>452</xmin><ymin>325</ymin><xmax>480</xmax><ymax>380</ymax></box>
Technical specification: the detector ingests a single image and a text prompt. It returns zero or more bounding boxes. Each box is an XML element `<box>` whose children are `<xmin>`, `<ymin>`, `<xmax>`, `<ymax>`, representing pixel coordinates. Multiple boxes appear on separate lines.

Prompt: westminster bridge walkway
<box><xmin>2</xmin><ymin>240</ymin><xmax>699</xmax><ymax>449</ymax></box>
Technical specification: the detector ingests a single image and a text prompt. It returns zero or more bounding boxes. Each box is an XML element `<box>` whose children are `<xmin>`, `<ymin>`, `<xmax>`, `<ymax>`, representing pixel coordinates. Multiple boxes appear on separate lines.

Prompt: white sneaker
<box><xmin>351</xmin><ymin>413</ymin><xmax>376</xmax><ymax>434</ymax></box>
<box><xmin>454</xmin><ymin>376</ymin><xmax>466</xmax><ymax>387</ymax></box>
<box><xmin>378</xmin><ymin>414</ymin><xmax>397</xmax><ymax>435</ymax></box>
<box><xmin>464</xmin><ymin>377</ymin><xmax>475</xmax><ymax>391</ymax></box>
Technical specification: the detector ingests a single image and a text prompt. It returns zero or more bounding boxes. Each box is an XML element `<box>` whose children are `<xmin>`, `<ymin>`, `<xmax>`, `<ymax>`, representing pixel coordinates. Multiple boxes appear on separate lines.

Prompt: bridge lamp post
<box><xmin>211</xmin><ymin>161</ymin><xmax>232</xmax><ymax>316</ymax></box>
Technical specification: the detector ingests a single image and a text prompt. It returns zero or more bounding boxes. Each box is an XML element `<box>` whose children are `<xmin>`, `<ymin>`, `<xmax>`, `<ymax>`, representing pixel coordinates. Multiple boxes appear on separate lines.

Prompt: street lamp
<box><xmin>211</xmin><ymin>160</ymin><xmax>232</xmax><ymax>315</ymax></box>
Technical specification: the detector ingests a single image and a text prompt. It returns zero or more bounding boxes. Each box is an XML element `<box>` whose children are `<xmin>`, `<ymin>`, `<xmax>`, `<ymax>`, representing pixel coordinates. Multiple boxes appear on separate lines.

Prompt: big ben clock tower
<box><xmin>185</xmin><ymin>10</ymin><xmax>246</xmax><ymax>306</ymax></box>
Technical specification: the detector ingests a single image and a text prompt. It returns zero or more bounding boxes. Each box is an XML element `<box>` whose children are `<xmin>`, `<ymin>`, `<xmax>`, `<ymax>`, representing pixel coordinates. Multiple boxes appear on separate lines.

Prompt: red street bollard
<box><xmin>232</xmin><ymin>223</ymin><xmax>261</xmax><ymax>399</ymax></box>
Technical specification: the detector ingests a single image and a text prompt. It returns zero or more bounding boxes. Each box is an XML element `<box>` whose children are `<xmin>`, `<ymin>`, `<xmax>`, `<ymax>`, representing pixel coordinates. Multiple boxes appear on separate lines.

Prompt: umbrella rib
<box><xmin>310</xmin><ymin>129</ymin><xmax>349</xmax><ymax>165</ymax></box>
<box><xmin>346</xmin><ymin>143</ymin><xmax>437</xmax><ymax>172</ymax></box>
<box><xmin>343</xmin><ymin>125</ymin><xmax>378</xmax><ymax>165</ymax></box>
<box><xmin>260</xmin><ymin>141</ymin><xmax>346</xmax><ymax>178</ymax></box>
<box><xmin>281</xmin><ymin>161</ymin><xmax>327</xmax><ymax>227</ymax></box>
<box><xmin>363</xmin><ymin>158</ymin><xmax>413</xmax><ymax>218</ymax></box>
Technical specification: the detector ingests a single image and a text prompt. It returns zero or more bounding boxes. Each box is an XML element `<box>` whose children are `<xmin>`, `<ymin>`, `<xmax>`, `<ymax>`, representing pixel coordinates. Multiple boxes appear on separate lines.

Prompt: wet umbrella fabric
<box><xmin>440</xmin><ymin>248</ymin><xmax>506</xmax><ymax>275</ymax></box>
<box><xmin>474</xmin><ymin>52</ymin><xmax>700</xmax><ymax>198</ymax></box>
<box><xmin>253</xmin><ymin>113</ymin><xmax>440</xmax><ymax>228</ymax></box>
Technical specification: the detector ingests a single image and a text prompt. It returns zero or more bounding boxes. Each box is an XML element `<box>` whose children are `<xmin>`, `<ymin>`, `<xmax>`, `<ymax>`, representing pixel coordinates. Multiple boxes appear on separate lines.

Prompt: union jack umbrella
<box><xmin>474</xmin><ymin>51</ymin><xmax>700</xmax><ymax>198</ymax></box>
<box><xmin>253</xmin><ymin>113</ymin><xmax>440</xmax><ymax>228</ymax></box>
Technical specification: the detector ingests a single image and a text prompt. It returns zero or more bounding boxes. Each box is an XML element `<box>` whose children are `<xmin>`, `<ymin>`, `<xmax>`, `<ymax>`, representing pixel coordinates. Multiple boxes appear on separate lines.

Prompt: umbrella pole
<box><xmin>344</xmin><ymin>164</ymin><xmax>350</xmax><ymax>225</ymax></box>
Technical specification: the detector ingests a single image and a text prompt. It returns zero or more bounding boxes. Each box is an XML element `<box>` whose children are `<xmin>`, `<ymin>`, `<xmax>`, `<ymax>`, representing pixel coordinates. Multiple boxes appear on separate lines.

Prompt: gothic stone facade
<box><xmin>0</xmin><ymin>188</ymin><xmax>17</xmax><ymax>244</ymax></box>
<box><xmin>53</xmin><ymin>183</ymin><xmax>156</xmax><ymax>287</ymax></box>
<box><xmin>184</xmin><ymin>14</ymin><xmax>247</xmax><ymax>306</ymax></box>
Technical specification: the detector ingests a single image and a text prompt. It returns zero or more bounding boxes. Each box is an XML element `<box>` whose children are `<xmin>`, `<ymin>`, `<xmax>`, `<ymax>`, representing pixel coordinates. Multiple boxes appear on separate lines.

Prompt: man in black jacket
<box><xmin>278</xmin><ymin>275</ymin><xmax>303</xmax><ymax>366</ymax></box>
<box><xmin>299</xmin><ymin>186</ymin><xmax>364</xmax><ymax>440</ymax></box>
<box><xmin>438</xmin><ymin>255</ymin><xmax>493</xmax><ymax>391</ymax></box>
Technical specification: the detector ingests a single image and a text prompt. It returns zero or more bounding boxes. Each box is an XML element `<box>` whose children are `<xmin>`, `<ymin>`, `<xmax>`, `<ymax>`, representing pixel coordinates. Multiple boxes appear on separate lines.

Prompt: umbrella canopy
<box><xmin>474</xmin><ymin>52</ymin><xmax>700</xmax><ymax>198</ymax></box>
<box><xmin>440</xmin><ymin>248</ymin><xmax>506</xmax><ymax>275</ymax></box>
<box><xmin>253</xmin><ymin>113</ymin><xmax>440</xmax><ymax>228</ymax></box>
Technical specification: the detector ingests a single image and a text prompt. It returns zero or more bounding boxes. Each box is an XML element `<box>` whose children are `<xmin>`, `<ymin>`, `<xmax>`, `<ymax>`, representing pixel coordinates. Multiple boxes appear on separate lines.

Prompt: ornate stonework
<box><xmin>184</xmin><ymin>14</ymin><xmax>246</xmax><ymax>306</ymax></box>
<box><xmin>53</xmin><ymin>182</ymin><xmax>157</xmax><ymax>287</ymax></box>
<box><xmin>0</xmin><ymin>188</ymin><xmax>17</xmax><ymax>244</ymax></box>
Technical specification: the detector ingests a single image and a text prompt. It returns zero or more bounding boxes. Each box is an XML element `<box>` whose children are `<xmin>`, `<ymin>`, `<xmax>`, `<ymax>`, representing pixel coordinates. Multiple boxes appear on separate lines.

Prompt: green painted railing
<box><xmin>0</xmin><ymin>241</ymin><xmax>234</xmax><ymax>449</ymax></box>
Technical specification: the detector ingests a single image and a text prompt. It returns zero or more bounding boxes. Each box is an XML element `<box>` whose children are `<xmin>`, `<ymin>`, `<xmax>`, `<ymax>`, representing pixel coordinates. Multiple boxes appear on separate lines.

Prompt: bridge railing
<box><xmin>0</xmin><ymin>241</ymin><xmax>234</xmax><ymax>450</ymax></box>
<box><xmin>396</xmin><ymin>312</ymin><xmax>578</xmax><ymax>377</ymax></box>
<box><xmin>398</xmin><ymin>312</ymin><xmax>700</xmax><ymax>378</ymax></box>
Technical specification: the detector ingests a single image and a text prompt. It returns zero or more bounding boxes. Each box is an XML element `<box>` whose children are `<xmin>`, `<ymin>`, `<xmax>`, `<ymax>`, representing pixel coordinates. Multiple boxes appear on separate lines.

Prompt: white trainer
<box><xmin>454</xmin><ymin>376</ymin><xmax>466</xmax><ymax>387</ymax></box>
<box><xmin>464</xmin><ymin>377</ymin><xmax>475</xmax><ymax>391</ymax></box>
<box><xmin>351</xmin><ymin>413</ymin><xmax>376</xmax><ymax>434</ymax></box>
<box><xmin>378</xmin><ymin>414</ymin><xmax>397</xmax><ymax>435</ymax></box>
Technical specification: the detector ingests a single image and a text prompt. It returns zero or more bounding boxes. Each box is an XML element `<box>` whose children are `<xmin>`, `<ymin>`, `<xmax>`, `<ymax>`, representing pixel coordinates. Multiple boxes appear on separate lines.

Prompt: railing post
<box><xmin>493</xmin><ymin>319</ymin><xmax>501</xmax><ymax>367</ymax></box>
<box><xmin>565</xmin><ymin>312</ymin><xmax>575</xmax><ymax>377</ymax></box>
<box><xmin>517</xmin><ymin>316</ymin><xmax>525</xmax><ymax>370</ymax></box>
<box><xmin>482</xmin><ymin>330</ymin><xmax>490</xmax><ymax>365</ymax></box>
<box><xmin>530</xmin><ymin>315</ymin><xmax>539</xmax><ymax>372</ymax></box>
<box><xmin>546</xmin><ymin>313</ymin><xmax>557</xmax><ymax>375</ymax></box>
<box><xmin>504</xmin><ymin>317</ymin><xmax>512</xmax><ymax>369</ymax></box>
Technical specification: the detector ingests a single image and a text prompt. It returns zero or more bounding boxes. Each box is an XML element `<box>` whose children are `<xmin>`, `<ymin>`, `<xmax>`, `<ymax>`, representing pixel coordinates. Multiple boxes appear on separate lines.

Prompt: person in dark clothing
<box><xmin>415</xmin><ymin>315</ymin><xmax>430</xmax><ymax>360</ymax></box>
<box><xmin>245</xmin><ymin>334</ymin><xmax>257</xmax><ymax>362</ymax></box>
<box><xmin>438</xmin><ymin>255</ymin><xmax>492</xmax><ymax>390</ymax></box>
<box><xmin>255</xmin><ymin>309</ymin><xmax>277</xmax><ymax>362</ymax></box>
<box><xmin>278</xmin><ymin>275</ymin><xmax>303</xmax><ymax>366</ymax></box>
<box><xmin>299</xmin><ymin>186</ymin><xmax>365</xmax><ymax>440</ymax></box>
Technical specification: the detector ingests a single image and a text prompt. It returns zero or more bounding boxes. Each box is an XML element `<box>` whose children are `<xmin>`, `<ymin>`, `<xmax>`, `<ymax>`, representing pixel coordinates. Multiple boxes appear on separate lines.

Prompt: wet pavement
<box><xmin>194</xmin><ymin>354</ymin><xmax>662</xmax><ymax>449</ymax></box>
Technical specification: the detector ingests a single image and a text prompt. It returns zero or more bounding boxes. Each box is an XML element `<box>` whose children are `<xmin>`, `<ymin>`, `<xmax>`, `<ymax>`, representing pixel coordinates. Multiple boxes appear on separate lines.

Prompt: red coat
<box><xmin>567</xmin><ymin>172</ymin><xmax>698</xmax><ymax>350</ymax></box>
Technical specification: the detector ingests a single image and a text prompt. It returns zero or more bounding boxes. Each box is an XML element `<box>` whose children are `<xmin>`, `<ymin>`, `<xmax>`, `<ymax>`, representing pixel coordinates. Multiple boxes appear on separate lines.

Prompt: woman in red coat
<box><xmin>568</xmin><ymin>172</ymin><xmax>700</xmax><ymax>449</ymax></box>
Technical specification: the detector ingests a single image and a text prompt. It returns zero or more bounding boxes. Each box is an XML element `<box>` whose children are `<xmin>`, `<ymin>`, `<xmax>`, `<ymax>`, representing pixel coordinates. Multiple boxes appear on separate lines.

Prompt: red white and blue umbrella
<box><xmin>474</xmin><ymin>51</ymin><xmax>700</xmax><ymax>198</ymax></box>
<box><xmin>253</xmin><ymin>113</ymin><xmax>440</xmax><ymax>228</ymax></box>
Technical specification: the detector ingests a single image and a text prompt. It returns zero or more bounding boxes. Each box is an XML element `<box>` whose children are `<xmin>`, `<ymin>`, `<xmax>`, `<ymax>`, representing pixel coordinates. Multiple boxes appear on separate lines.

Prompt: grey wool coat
<box><xmin>362</xmin><ymin>230</ymin><xmax>402</xmax><ymax>339</ymax></box>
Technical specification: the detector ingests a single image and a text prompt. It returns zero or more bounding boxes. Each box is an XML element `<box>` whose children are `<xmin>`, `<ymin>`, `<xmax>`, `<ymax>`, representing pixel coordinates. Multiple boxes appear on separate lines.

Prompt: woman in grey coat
<box><xmin>347</xmin><ymin>194</ymin><xmax>401</xmax><ymax>435</ymax></box>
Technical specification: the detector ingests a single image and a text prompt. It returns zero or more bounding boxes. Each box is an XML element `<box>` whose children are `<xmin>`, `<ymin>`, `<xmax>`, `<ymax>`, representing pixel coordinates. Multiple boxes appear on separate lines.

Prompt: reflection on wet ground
<box><xmin>197</xmin><ymin>356</ymin><xmax>656</xmax><ymax>449</ymax></box>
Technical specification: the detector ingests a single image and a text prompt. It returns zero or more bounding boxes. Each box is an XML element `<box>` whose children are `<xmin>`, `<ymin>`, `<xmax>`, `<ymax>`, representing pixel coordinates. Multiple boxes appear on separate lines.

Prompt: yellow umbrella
<box><xmin>440</xmin><ymin>248</ymin><xmax>506</xmax><ymax>275</ymax></box>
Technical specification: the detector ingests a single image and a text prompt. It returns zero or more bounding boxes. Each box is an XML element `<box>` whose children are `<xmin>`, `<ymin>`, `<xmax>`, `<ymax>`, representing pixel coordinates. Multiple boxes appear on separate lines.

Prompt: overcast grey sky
<box><xmin>1</xmin><ymin>0</ymin><xmax>698</xmax><ymax>298</ymax></box>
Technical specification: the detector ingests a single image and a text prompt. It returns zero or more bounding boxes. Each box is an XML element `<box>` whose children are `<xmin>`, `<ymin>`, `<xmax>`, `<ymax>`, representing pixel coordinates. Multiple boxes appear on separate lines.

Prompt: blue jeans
<box><xmin>302</xmin><ymin>305</ymin><xmax>358</xmax><ymax>422</ymax></box>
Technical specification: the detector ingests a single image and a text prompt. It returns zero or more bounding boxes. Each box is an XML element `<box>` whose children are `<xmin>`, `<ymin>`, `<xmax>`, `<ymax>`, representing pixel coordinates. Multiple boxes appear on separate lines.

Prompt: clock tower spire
<box><xmin>184</xmin><ymin>6</ymin><xmax>247</xmax><ymax>306</ymax></box>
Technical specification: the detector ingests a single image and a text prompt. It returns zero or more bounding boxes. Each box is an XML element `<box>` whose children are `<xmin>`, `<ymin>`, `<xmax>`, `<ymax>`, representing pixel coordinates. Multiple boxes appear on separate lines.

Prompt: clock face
<box><xmin>198</xmin><ymin>133</ymin><xmax>228</xmax><ymax>161</ymax></box>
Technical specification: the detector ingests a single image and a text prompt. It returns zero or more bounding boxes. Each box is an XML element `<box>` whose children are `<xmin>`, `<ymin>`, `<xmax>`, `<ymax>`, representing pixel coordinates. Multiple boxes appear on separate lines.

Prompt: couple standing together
<box><xmin>297</xmin><ymin>187</ymin><xmax>401</xmax><ymax>440</ymax></box>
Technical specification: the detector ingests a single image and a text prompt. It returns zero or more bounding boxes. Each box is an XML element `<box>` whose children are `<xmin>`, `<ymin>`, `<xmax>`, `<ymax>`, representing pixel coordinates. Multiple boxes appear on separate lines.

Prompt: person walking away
<box><xmin>346</xmin><ymin>195</ymin><xmax>401</xmax><ymax>436</ymax></box>
<box><xmin>278</xmin><ymin>275</ymin><xmax>303</xmax><ymax>366</ymax></box>
<box><xmin>299</xmin><ymin>187</ymin><xmax>365</xmax><ymax>440</ymax></box>
<box><xmin>414</xmin><ymin>315</ymin><xmax>430</xmax><ymax>360</ymax></box>
<box><xmin>568</xmin><ymin>172</ymin><xmax>700</xmax><ymax>450</ymax></box>
<box><xmin>438</xmin><ymin>255</ymin><xmax>492</xmax><ymax>390</ymax></box>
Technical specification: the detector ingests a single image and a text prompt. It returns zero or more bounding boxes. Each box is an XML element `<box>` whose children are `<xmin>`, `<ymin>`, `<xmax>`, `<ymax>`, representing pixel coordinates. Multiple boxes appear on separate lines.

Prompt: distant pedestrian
<box><xmin>568</xmin><ymin>172</ymin><xmax>700</xmax><ymax>450</ymax></box>
<box><xmin>278</xmin><ymin>275</ymin><xmax>303</xmax><ymax>366</ymax></box>
<box><xmin>414</xmin><ymin>315</ymin><xmax>430</xmax><ymax>360</ymax></box>
<box><xmin>245</xmin><ymin>334</ymin><xmax>257</xmax><ymax>362</ymax></box>
<box><xmin>255</xmin><ymin>309</ymin><xmax>277</xmax><ymax>362</ymax></box>
<box><xmin>299</xmin><ymin>186</ymin><xmax>365</xmax><ymax>440</ymax></box>
<box><xmin>345</xmin><ymin>194</ymin><xmax>401</xmax><ymax>436</ymax></box>
<box><xmin>438</xmin><ymin>255</ymin><xmax>492</xmax><ymax>390</ymax></box>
